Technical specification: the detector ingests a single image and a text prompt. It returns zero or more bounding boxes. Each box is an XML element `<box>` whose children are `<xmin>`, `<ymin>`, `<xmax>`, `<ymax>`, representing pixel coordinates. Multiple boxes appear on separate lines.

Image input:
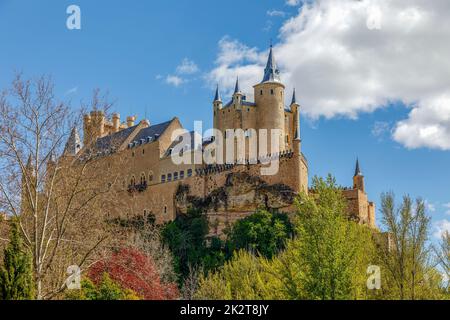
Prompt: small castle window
<box><xmin>174</xmin><ymin>172</ymin><xmax>179</xmax><ymax>180</ymax></box>
<box><xmin>149</xmin><ymin>172</ymin><xmax>154</xmax><ymax>182</ymax></box>
<box><xmin>167</xmin><ymin>173</ymin><xmax>172</xmax><ymax>181</ymax></box>
<box><xmin>187</xmin><ymin>169</ymin><xmax>193</xmax><ymax>177</ymax></box>
<box><xmin>270</xmin><ymin>89</ymin><xmax>274</xmax><ymax>95</ymax></box>
<box><xmin>180</xmin><ymin>171</ymin><xmax>185</xmax><ymax>179</ymax></box>
<box><xmin>142</xmin><ymin>149</ymin><xmax>145</xmax><ymax>155</ymax></box>
<box><xmin>161</xmin><ymin>175</ymin><xmax>166</xmax><ymax>183</ymax></box>
<box><xmin>140</xmin><ymin>174</ymin><xmax>146</xmax><ymax>185</ymax></box>
<box><xmin>260</xmin><ymin>90</ymin><xmax>263</xmax><ymax>95</ymax></box>
<box><xmin>168</xmin><ymin>148</ymin><xmax>173</xmax><ymax>156</ymax></box>
<box><xmin>164</xmin><ymin>206</ymin><xmax>167</xmax><ymax>214</ymax></box>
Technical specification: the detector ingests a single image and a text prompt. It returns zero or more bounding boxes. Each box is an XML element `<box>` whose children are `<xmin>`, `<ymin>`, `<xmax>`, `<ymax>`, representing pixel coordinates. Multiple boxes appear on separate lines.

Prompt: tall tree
<box><xmin>291</xmin><ymin>175</ymin><xmax>376</xmax><ymax>300</ymax></box>
<box><xmin>0</xmin><ymin>219</ymin><xmax>34</xmax><ymax>300</ymax></box>
<box><xmin>0</xmin><ymin>74</ymin><xmax>123</xmax><ymax>299</ymax></box>
<box><xmin>378</xmin><ymin>193</ymin><xmax>436</xmax><ymax>299</ymax></box>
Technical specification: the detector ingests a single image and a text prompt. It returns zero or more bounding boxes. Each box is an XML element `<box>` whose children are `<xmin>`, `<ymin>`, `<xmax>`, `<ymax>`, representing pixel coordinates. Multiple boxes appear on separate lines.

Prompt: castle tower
<box><xmin>213</xmin><ymin>84</ymin><xmax>222</xmax><ymax>130</ymax></box>
<box><xmin>254</xmin><ymin>45</ymin><xmax>286</xmax><ymax>153</ymax></box>
<box><xmin>353</xmin><ymin>158</ymin><xmax>365</xmax><ymax>192</ymax></box>
<box><xmin>83</xmin><ymin>110</ymin><xmax>105</xmax><ymax>145</ymax></box>
<box><xmin>290</xmin><ymin>88</ymin><xmax>301</xmax><ymax>155</ymax></box>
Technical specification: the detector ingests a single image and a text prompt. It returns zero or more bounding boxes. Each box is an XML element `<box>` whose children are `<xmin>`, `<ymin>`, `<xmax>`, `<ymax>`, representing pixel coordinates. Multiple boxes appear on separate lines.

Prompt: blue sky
<box><xmin>0</xmin><ymin>0</ymin><xmax>449</xmax><ymax>239</ymax></box>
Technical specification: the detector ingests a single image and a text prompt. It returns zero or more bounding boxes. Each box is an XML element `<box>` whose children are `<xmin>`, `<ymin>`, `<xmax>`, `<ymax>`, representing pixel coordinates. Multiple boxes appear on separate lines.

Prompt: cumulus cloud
<box><xmin>434</xmin><ymin>219</ymin><xmax>450</xmax><ymax>239</ymax></box>
<box><xmin>207</xmin><ymin>0</ymin><xmax>450</xmax><ymax>150</ymax></box>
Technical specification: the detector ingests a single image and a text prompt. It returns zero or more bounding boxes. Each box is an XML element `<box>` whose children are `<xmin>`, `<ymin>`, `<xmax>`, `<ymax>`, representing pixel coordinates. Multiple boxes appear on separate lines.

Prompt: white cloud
<box><xmin>371</xmin><ymin>121</ymin><xmax>391</xmax><ymax>140</ymax></box>
<box><xmin>444</xmin><ymin>203</ymin><xmax>450</xmax><ymax>215</ymax></box>
<box><xmin>166</xmin><ymin>75</ymin><xmax>184</xmax><ymax>87</ymax></box>
<box><xmin>425</xmin><ymin>200</ymin><xmax>436</xmax><ymax>213</ymax></box>
<box><xmin>65</xmin><ymin>87</ymin><xmax>78</xmax><ymax>95</ymax></box>
<box><xmin>267</xmin><ymin>10</ymin><xmax>286</xmax><ymax>17</ymax></box>
<box><xmin>434</xmin><ymin>219</ymin><xmax>450</xmax><ymax>239</ymax></box>
<box><xmin>207</xmin><ymin>0</ymin><xmax>450</xmax><ymax>150</ymax></box>
<box><xmin>176</xmin><ymin>58</ymin><xmax>199</xmax><ymax>75</ymax></box>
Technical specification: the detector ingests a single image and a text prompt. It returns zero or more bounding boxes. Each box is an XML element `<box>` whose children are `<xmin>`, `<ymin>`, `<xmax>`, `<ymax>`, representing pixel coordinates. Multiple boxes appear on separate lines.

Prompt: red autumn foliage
<box><xmin>88</xmin><ymin>247</ymin><xmax>178</xmax><ymax>300</ymax></box>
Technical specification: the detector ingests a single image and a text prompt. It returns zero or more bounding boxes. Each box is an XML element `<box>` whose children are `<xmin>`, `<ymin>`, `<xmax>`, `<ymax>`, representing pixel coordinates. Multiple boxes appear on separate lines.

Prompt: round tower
<box><xmin>254</xmin><ymin>45</ymin><xmax>286</xmax><ymax>153</ymax></box>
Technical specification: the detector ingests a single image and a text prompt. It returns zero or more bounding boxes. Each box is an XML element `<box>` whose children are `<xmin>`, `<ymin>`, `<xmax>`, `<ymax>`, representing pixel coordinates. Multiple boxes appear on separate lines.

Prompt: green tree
<box><xmin>289</xmin><ymin>175</ymin><xmax>377</xmax><ymax>300</ymax></box>
<box><xmin>0</xmin><ymin>220</ymin><xmax>34</xmax><ymax>300</ymax></box>
<box><xmin>195</xmin><ymin>250</ymin><xmax>281</xmax><ymax>300</ymax></box>
<box><xmin>226</xmin><ymin>209</ymin><xmax>293</xmax><ymax>258</ymax></box>
<box><xmin>161</xmin><ymin>208</ymin><xmax>225</xmax><ymax>284</ymax></box>
<box><xmin>378</xmin><ymin>193</ymin><xmax>442</xmax><ymax>300</ymax></box>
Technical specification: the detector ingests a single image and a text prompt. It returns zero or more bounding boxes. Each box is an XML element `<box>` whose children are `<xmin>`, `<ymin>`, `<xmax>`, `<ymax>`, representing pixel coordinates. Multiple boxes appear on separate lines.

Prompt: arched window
<box><xmin>174</xmin><ymin>172</ymin><xmax>179</xmax><ymax>180</ymax></box>
<box><xmin>270</xmin><ymin>89</ymin><xmax>274</xmax><ymax>95</ymax></box>
<box><xmin>161</xmin><ymin>175</ymin><xmax>166</xmax><ymax>183</ymax></box>
<box><xmin>140</xmin><ymin>173</ymin><xmax>146</xmax><ymax>185</ymax></box>
<box><xmin>180</xmin><ymin>171</ymin><xmax>185</xmax><ymax>179</ymax></box>
<box><xmin>187</xmin><ymin>169</ymin><xmax>193</xmax><ymax>177</ymax></box>
<box><xmin>130</xmin><ymin>176</ymin><xmax>136</xmax><ymax>186</ymax></box>
<box><xmin>167</xmin><ymin>173</ymin><xmax>172</xmax><ymax>182</ymax></box>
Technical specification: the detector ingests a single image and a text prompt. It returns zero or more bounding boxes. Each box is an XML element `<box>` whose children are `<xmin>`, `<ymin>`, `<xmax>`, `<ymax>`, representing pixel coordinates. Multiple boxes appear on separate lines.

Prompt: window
<box><xmin>161</xmin><ymin>175</ymin><xmax>166</xmax><ymax>183</ymax></box>
<box><xmin>174</xmin><ymin>172</ymin><xmax>179</xmax><ymax>180</ymax></box>
<box><xmin>140</xmin><ymin>173</ymin><xmax>146</xmax><ymax>185</ymax></box>
<box><xmin>187</xmin><ymin>169</ymin><xmax>193</xmax><ymax>177</ymax></box>
<box><xmin>164</xmin><ymin>206</ymin><xmax>167</xmax><ymax>214</ymax></box>
<box><xmin>260</xmin><ymin>90</ymin><xmax>263</xmax><ymax>95</ymax></box>
<box><xmin>286</xmin><ymin>135</ymin><xmax>289</xmax><ymax>143</ymax></box>
<box><xmin>142</xmin><ymin>149</ymin><xmax>145</xmax><ymax>155</ymax></box>
<box><xmin>132</xmin><ymin>151</ymin><xmax>135</xmax><ymax>157</ymax></box>
<box><xmin>130</xmin><ymin>176</ymin><xmax>136</xmax><ymax>186</ymax></box>
<box><xmin>270</xmin><ymin>89</ymin><xmax>274</xmax><ymax>95</ymax></box>
<box><xmin>167</xmin><ymin>173</ymin><xmax>172</xmax><ymax>181</ymax></box>
<box><xmin>149</xmin><ymin>171</ymin><xmax>154</xmax><ymax>182</ymax></box>
<box><xmin>180</xmin><ymin>171</ymin><xmax>185</xmax><ymax>179</ymax></box>
<box><xmin>168</xmin><ymin>148</ymin><xmax>173</xmax><ymax>156</ymax></box>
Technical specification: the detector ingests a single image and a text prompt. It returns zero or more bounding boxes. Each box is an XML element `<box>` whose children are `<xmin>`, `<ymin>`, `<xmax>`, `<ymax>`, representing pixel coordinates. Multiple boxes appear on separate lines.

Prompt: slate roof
<box><xmin>92</xmin><ymin>120</ymin><xmax>173</xmax><ymax>153</ymax></box>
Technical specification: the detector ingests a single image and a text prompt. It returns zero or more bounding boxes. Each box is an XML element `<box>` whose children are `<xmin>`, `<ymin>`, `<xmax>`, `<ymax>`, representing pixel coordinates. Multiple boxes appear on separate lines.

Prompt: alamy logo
<box><xmin>366</xmin><ymin>265</ymin><xmax>381</xmax><ymax>290</ymax></box>
<box><xmin>169</xmin><ymin>122</ymin><xmax>284</xmax><ymax>176</ymax></box>
<box><xmin>367</xmin><ymin>5</ymin><xmax>382</xmax><ymax>30</ymax></box>
<box><xmin>66</xmin><ymin>265</ymin><xmax>81</xmax><ymax>290</ymax></box>
<box><xmin>66</xmin><ymin>5</ymin><xmax>81</xmax><ymax>30</ymax></box>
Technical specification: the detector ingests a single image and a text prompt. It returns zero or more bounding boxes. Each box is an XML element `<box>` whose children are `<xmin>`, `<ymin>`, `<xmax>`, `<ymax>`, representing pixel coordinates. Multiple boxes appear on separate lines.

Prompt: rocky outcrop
<box><xmin>175</xmin><ymin>172</ymin><xmax>295</xmax><ymax>215</ymax></box>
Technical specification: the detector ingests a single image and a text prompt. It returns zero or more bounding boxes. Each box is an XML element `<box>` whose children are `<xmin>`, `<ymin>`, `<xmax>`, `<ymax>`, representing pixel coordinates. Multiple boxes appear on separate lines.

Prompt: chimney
<box><xmin>112</xmin><ymin>113</ymin><xmax>120</xmax><ymax>132</ymax></box>
<box><xmin>127</xmin><ymin>116</ymin><xmax>136</xmax><ymax>127</ymax></box>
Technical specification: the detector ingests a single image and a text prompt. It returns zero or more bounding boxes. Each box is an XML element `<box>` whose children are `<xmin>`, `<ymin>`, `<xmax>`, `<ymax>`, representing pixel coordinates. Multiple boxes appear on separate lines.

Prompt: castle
<box><xmin>60</xmin><ymin>46</ymin><xmax>375</xmax><ymax>233</ymax></box>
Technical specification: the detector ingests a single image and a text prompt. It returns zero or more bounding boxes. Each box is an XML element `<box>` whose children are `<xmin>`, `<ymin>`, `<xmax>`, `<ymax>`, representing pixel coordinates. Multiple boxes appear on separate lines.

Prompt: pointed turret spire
<box><xmin>354</xmin><ymin>158</ymin><xmax>362</xmax><ymax>177</ymax></box>
<box><xmin>234</xmin><ymin>77</ymin><xmax>241</xmax><ymax>94</ymax></box>
<box><xmin>261</xmin><ymin>45</ymin><xmax>281</xmax><ymax>83</ymax></box>
<box><xmin>213</xmin><ymin>84</ymin><xmax>222</xmax><ymax>102</ymax></box>
<box><xmin>64</xmin><ymin>127</ymin><xmax>82</xmax><ymax>156</ymax></box>
<box><xmin>291</xmin><ymin>88</ymin><xmax>298</xmax><ymax>105</ymax></box>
